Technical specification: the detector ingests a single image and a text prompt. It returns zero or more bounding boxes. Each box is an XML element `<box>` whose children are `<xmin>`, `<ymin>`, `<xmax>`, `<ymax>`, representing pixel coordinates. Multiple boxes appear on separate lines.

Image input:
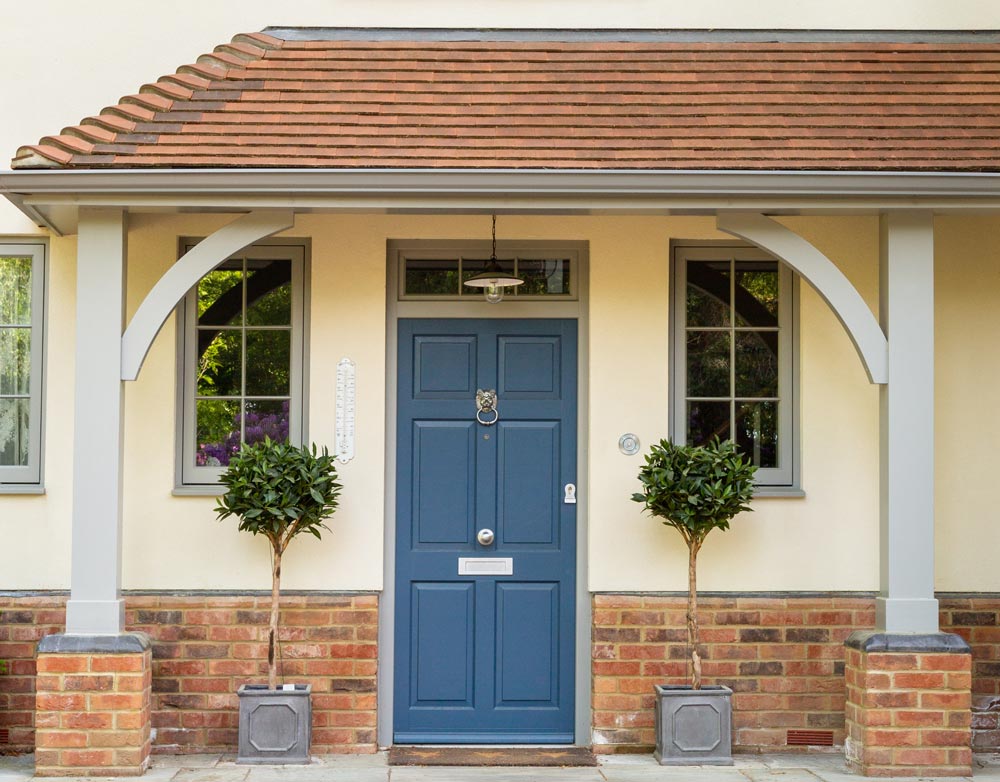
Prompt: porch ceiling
<box><xmin>11</xmin><ymin>29</ymin><xmax>1000</xmax><ymax>173</ymax></box>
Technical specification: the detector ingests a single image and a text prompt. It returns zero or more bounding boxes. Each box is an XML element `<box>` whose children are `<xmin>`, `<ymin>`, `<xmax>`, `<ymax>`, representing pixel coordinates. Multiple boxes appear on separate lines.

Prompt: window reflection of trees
<box><xmin>0</xmin><ymin>257</ymin><xmax>32</xmax><ymax>467</ymax></box>
<box><xmin>194</xmin><ymin>260</ymin><xmax>292</xmax><ymax>466</ymax></box>
<box><xmin>404</xmin><ymin>257</ymin><xmax>570</xmax><ymax>296</ymax></box>
<box><xmin>685</xmin><ymin>260</ymin><xmax>780</xmax><ymax>467</ymax></box>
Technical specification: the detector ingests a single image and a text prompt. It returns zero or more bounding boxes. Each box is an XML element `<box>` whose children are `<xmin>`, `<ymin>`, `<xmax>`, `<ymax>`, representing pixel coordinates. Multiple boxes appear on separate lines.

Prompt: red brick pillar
<box><xmin>34</xmin><ymin>634</ymin><xmax>152</xmax><ymax>777</ymax></box>
<box><xmin>844</xmin><ymin>632</ymin><xmax>972</xmax><ymax>777</ymax></box>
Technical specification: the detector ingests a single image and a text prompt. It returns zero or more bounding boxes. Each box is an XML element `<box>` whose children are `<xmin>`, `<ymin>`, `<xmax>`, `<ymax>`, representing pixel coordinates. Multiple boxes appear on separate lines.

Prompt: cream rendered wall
<box><xmin>588</xmin><ymin>216</ymin><xmax>880</xmax><ymax>592</ymax></box>
<box><xmin>935</xmin><ymin>217</ymin><xmax>1000</xmax><ymax>592</ymax></box>
<box><xmin>96</xmin><ymin>214</ymin><xmax>880</xmax><ymax>592</ymax></box>
<box><xmin>121</xmin><ymin>213</ymin><xmax>388</xmax><ymax>591</ymax></box>
<box><xmin>4</xmin><ymin>212</ymin><xmax>995</xmax><ymax>593</ymax></box>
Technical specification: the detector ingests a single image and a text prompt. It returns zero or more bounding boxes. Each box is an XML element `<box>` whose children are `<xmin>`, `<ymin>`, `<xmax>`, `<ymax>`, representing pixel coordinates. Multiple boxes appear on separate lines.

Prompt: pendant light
<box><xmin>462</xmin><ymin>214</ymin><xmax>523</xmax><ymax>303</ymax></box>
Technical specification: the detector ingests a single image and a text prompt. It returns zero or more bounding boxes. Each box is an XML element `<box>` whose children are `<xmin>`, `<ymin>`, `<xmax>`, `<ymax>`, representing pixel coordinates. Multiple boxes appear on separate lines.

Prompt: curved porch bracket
<box><xmin>121</xmin><ymin>210</ymin><xmax>295</xmax><ymax>381</ymax></box>
<box><xmin>717</xmin><ymin>213</ymin><xmax>888</xmax><ymax>384</ymax></box>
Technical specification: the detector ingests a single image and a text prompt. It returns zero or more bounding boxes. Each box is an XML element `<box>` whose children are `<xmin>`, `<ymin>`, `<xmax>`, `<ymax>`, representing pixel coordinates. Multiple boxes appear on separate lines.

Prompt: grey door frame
<box><xmin>379</xmin><ymin>239</ymin><xmax>591</xmax><ymax>747</ymax></box>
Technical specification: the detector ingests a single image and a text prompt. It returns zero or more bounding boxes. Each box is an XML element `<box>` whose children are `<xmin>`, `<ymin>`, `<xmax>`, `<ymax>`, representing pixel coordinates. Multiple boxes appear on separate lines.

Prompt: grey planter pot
<box><xmin>654</xmin><ymin>684</ymin><xmax>733</xmax><ymax>766</ymax></box>
<box><xmin>237</xmin><ymin>684</ymin><xmax>312</xmax><ymax>764</ymax></box>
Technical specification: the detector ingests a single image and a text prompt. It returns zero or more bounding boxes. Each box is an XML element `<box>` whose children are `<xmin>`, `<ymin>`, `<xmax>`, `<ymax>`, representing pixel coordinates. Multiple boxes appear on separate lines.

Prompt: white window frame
<box><xmin>176</xmin><ymin>242</ymin><xmax>307</xmax><ymax>489</ymax></box>
<box><xmin>671</xmin><ymin>243</ymin><xmax>799</xmax><ymax>491</ymax></box>
<box><xmin>0</xmin><ymin>242</ymin><xmax>46</xmax><ymax>491</ymax></box>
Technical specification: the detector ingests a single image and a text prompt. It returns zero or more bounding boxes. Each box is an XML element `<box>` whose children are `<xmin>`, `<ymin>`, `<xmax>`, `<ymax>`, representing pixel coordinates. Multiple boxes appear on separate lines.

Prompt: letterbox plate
<box><xmin>458</xmin><ymin>558</ymin><xmax>513</xmax><ymax>576</ymax></box>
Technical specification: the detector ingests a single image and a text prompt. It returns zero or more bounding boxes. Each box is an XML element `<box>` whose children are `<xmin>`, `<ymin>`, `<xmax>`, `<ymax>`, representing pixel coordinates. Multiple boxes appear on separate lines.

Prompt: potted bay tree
<box><xmin>631</xmin><ymin>437</ymin><xmax>756</xmax><ymax>765</ymax></box>
<box><xmin>215</xmin><ymin>438</ymin><xmax>341</xmax><ymax>765</ymax></box>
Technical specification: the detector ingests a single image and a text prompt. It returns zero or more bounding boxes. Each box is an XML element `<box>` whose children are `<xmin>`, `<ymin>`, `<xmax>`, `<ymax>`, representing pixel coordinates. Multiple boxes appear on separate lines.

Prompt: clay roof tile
<box><xmin>12</xmin><ymin>31</ymin><xmax>1000</xmax><ymax>171</ymax></box>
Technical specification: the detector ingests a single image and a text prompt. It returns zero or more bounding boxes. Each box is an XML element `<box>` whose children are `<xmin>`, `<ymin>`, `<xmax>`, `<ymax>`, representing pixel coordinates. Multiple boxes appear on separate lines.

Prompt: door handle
<box><xmin>476</xmin><ymin>528</ymin><xmax>495</xmax><ymax>546</ymax></box>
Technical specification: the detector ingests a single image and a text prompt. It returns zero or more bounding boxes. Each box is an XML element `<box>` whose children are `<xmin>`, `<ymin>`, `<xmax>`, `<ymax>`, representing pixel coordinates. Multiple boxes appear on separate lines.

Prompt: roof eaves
<box><xmin>261</xmin><ymin>26</ymin><xmax>1000</xmax><ymax>44</ymax></box>
<box><xmin>11</xmin><ymin>147</ymin><xmax>72</xmax><ymax>168</ymax></box>
<box><xmin>10</xmin><ymin>31</ymin><xmax>282</xmax><ymax>171</ymax></box>
<box><xmin>6</xmin><ymin>167</ymin><xmax>1000</xmax><ymax>197</ymax></box>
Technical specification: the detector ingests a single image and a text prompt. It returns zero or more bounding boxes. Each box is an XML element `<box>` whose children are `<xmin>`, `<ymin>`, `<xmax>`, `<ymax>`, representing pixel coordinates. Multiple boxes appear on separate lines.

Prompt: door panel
<box><xmin>414</xmin><ymin>335</ymin><xmax>477</xmax><ymax>397</ymax></box>
<box><xmin>395</xmin><ymin>318</ymin><xmax>577</xmax><ymax>744</ymax></box>
<box><xmin>411</xmin><ymin>582</ymin><xmax>476</xmax><ymax>706</ymax></box>
<box><xmin>413</xmin><ymin>422</ymin><xmax>476</xmax><ymax>547</ymax></box>
<box><xmin>498</xmin><ymin>422</ymin><xmax>559</xmax><ymax>546</ymax></box>
<box><xmin>496</xmin><ymin>582</ymin><xmax>560</xmax><ymax>706</ymax></box>
<box><xmin>499</xmin><ymin>336</ymin><xmax>561</xmax><ymax>396</ymax></box>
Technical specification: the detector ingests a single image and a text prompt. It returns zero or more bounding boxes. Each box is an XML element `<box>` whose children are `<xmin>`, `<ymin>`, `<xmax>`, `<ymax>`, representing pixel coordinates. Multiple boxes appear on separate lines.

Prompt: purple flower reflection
<box><xmin>197</xmin><ymin>401</ymin><xmax>290</xmax><ymax>466</ymax></box>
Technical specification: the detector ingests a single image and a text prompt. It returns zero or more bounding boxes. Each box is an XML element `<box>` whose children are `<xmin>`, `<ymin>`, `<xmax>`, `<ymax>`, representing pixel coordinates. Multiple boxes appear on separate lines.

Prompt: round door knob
<box><xmin>476</xmin><ymin>528</ymin><xmax>495</xmax><ymax>546</ymax></box>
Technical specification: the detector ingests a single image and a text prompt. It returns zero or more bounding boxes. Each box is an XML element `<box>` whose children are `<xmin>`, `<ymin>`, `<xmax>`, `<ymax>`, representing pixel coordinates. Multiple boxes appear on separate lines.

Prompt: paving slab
<box><xmin>759</xmin><ymin>755</ymin><xmax>845</xmax><ymax>770</ymax></box>
<box><xmin>739</xmin><ymin>767</ymin><xmax>824</xmax><ymax>782</ymax></box>
<box><xmin>153</xmin><ymin>755</ymin><xmax>225</xmax><ymax>769</ymax></box>
<box><xmin>390</xmin><ymin>767</ymin><xmax>604</xmax><ymax>782</ymax></box>
<box><xmin>601</xmin><ymin>769</ymin><xmax>749</xmax><ymax>782</ymax></box>
<box><xmin>1</xmin><ymin>752</ymin><xmax>1000</xmax><ymax>781</ymax></box>
<box><xmin>0</xmin><ymin>755</ymin><xmax>32</xmax><ymax>782</ymax></box>
<box><xmin>246</xmin><ymin>767</ymin><xmax>387</xmax><ymax>782</ymax></box>
<box><xmin>311</xmin><ymin>754</ymin><xmax>389</xmax><ymax>767</ymax></box>
<box><xmin>171</xmin><ymin>769</ymin><xmax>250</xmax><ymax>782</ymax></box>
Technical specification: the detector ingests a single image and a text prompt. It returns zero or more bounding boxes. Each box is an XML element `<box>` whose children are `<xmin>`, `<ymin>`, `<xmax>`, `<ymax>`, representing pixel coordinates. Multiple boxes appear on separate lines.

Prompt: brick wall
<box><xmin>592</xmin><ymin>594</ymin><xmax>873</xmax><ymax>752</ymax></box>
<box><xmin>0</xmin><ymin>596</ymin><xmax>65</xmax><ymax>753</ymax></box>
<box><xmin>0</xmin><ymin>593</ymin><xmax>378</xmax><ymax>755</ymax></box>
<box><xmin>591</xmin><ymin>594</ymin><xmax>1000</xmax><ymax>754</ymax></box>
<box><xmin>34</xmin><ymin>642</ymin><xmax>153</xmax><ymax>776</ymax></box>
<box><xmin>844</xmin><ymin>642</ymin><xmax>972</xmax><ymax>777</ymax></box>
<box><xmin>940</xmin><ymin>597</ymin><xmax>1000</xmax><ymax>750</ymax></box>
<box><xmin>3</xmin><ymin>591</ymin><xmax>1000</xmax><ymax>757</ymax></box>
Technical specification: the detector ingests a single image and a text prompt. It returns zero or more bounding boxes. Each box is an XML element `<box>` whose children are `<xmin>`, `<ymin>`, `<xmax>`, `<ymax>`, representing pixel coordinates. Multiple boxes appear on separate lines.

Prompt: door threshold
<box><xmin>387</xmin><ymin>745</ymin><xmax>597</xmax><ymax>767</ymax></box>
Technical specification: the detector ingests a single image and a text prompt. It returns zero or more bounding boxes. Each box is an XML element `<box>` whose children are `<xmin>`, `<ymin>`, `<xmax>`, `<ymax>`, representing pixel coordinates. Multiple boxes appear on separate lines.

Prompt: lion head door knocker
<box><xmin>475</xmin><ymin>389</ymin><xmax>499</xmax><ymax>426</ymax></box>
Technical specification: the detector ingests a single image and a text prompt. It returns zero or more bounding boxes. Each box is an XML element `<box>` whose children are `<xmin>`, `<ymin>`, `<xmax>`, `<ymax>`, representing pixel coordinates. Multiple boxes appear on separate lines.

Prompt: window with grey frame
<box><xmin>178</xmin><ymin>244</ymin><xmax>305</xmax><ymax>486</ymax></box>
<box><xmin>393</xmin><ymin>240</ymin><xmax>577</xmax><ymax>300</ymax></box>
<box><xmin>0</xmin><ymin>244</ymin><xmax>45</xmax><ymax>489</ymax></box>
<box><xmin>672</xmin><ymin>245</ymin><xmax>796</xmax><ymax>487</ymax></box>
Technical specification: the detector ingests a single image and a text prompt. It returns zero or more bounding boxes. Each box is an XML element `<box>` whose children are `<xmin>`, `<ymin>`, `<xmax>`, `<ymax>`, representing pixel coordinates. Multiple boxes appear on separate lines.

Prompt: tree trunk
<box><xmin>687</xmin><ymin>540</ymin><xmax>702</xmax><ymax>690</ymax></box>
<box><xmin>268</xmin><ymin>547</ymin><xmax>282</xmax><ymax>690</ymax></box>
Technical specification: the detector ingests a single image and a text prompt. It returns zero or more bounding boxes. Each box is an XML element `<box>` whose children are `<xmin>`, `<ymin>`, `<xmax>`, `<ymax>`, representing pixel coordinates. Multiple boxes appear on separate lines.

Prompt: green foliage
<box><xmin>215</xmin><ymin>438</ymin><xmax>341</xmax><ymax>550</ymax></box>
<box><xmin>631</xmin><ymin>437</ymin><xmax>757</xmax><ymax>545</ymax></box>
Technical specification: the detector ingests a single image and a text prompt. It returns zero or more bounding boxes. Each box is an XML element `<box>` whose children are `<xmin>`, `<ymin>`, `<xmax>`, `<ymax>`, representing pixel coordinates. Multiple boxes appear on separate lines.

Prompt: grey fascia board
<box><xmin>5</xmin><ymin>169</ymin><xmax>1000</xmax><ymax>234</ymax></box>
<box><xmin>3</xmin><ymin>168</ymin><xmax>1000</xmax><ymax>200</ymax></box>
<box><xmin>263</xmin><ymin>28</ymin><xmax>1000</xmax><ymax>44</ymax></box>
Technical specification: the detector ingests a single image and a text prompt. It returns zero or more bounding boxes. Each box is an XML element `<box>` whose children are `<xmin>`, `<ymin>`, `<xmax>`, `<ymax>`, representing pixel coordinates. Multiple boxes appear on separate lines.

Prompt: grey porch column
<box><xmin>65</xmin><ymin>207</ymin><xmax>127</xmax><ymax>635</ymax></box>
<box><xmin>877</xmin><ymin>211</ymin><xmax>938</xmax><ymax>633</ymax></box>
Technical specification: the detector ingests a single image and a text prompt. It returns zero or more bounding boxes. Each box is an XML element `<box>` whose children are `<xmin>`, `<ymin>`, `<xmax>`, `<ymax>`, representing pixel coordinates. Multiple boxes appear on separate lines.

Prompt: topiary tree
<box><xmin>632</xmin><ymin>438</ymin><xmax>756</xmax><ymax>689</ymax></box>
<box><xmin>216</xmin><ymin>438</ymin><xmax>341</xmax><ymax>690</ymax></box>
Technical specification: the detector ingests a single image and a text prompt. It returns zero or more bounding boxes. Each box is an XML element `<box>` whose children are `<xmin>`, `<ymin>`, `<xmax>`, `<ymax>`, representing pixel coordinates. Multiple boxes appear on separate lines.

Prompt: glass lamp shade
<box><xmin>463</xmin><ymin>260</ymin><xmax>524</xmax><ymax>304</ymax></box>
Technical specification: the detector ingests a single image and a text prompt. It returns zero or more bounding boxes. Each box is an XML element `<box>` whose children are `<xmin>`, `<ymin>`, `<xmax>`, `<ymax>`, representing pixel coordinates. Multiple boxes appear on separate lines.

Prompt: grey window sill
<box><xmin>172</xmin><ymin>486</ymin><xmax>222</xmax><ymax>497</ymax></box>
<box><xmin>0</xmin><ymin>484</ymin><xmax>45</xmax><ymax>495</ymax></box>
<box><xmin>753</xmin><ymin>487</ymin><xmax>806</xmax><ymax>499</ymax></box>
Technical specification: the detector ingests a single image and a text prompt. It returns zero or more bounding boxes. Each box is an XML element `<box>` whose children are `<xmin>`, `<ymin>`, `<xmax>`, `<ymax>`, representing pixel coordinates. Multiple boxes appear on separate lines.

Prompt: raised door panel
<box><xmin>498</xmin><ymin>336</ymin><xmax>561</xmax><ymax>398</ymax></box>
<box><xmin>495</xmin><ymin>583</ymin><xmax>560</xmax><ymax>707</ymax></box>
<box><xmin>412</xmin><ymin>421</ymin><xmax>475</xmax><ymax>546</ymax></box>
<box><xmin>497</xmin><ymin>421</ymin><xmax>559</xmax><ymax>546</ymax></box>
<box><xmin>414</xmin><ymin>335</ymin><xmax>477</xmax><ymax>397</ymax></box>
<box><xmin>411</xmin><ymin>582</ymin><xmax>476</xmax><ymax>707</ymax></box>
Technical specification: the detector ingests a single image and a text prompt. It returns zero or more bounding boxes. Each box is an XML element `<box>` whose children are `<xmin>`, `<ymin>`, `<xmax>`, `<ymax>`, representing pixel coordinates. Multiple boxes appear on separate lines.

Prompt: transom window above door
<box><xmin>672</xmin><ymin>245</ymin><xmax>797</xmax><ymax>489</ymax></box>
<box><xmin>393</xmin><ymin>241</ymin><xmax>579</xmax><ymax>300</ymax></box>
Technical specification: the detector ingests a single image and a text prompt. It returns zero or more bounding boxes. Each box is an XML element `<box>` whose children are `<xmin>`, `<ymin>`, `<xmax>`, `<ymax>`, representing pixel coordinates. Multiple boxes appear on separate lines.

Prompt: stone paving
<box><xmin>0</xmin><ymin>753</ymin><xmax>998</xmax><ymax>782</ymax></box>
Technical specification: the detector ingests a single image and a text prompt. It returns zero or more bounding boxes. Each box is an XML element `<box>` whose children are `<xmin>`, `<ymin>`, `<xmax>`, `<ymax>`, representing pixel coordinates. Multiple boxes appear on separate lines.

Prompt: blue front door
<box><xmin>394</xmin><ymin>319</ymin><xmax>578</xmax><ymax>744</ymax></box>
